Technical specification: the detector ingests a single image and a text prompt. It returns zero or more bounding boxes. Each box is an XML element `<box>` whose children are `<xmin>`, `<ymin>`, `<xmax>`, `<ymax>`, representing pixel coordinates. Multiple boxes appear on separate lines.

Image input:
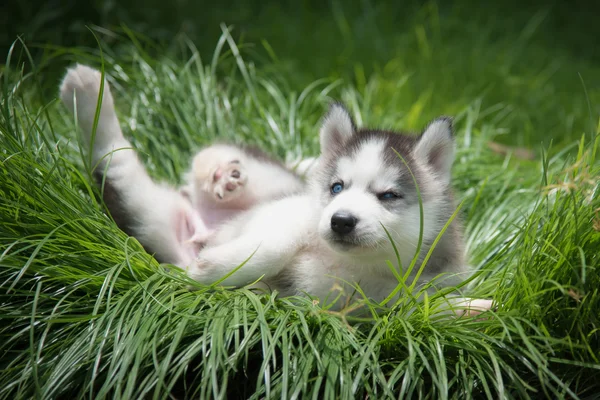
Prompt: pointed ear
<box><xmin>319</xmin><ymin>103</ymin><xmax>356</xmax><ymax>155</ymax></box>
<box><xmin>414</xmin><ymin>117</ymin><xmax>455</xmax><ymax>184</ymax></box>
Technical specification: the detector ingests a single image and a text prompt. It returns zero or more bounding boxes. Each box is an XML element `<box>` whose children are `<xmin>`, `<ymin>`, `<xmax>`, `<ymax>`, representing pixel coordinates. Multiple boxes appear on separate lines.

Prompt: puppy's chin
<box><xmin>324</xmin><ymin>237</ymin><xmax>357</xmax><ymax>253</ymax></box>
<box><xmin>320</xmin><ymin>231</ymin><xmax>380</xmax><ymax>255</ymax></box>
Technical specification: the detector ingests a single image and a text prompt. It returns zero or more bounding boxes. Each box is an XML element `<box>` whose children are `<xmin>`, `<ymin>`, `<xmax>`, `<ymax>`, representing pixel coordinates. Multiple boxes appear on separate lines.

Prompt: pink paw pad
<box><xmin>211</xmin><ymin>160</ymin><xmax>246</xmax><ymax>201</ymax></box>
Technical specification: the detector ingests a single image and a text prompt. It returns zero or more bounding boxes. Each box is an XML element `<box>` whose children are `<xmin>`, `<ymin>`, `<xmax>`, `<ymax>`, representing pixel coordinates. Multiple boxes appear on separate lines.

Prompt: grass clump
<box><xmin>2</xmin><ymin>16</ymin><xmax>600</xmax><ymax>400</ymax></box>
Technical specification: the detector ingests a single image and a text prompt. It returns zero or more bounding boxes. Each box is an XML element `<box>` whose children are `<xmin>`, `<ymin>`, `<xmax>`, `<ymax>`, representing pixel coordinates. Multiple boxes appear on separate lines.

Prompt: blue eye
<box><xmin>378</xmin><ymin>191</ymin><xmax>399</xmax><ymax>200</ymax></box>
<box><xmin>331</xmin><ymin>182</ymin><xmax>344</xmax><ymax>195</ymax></box>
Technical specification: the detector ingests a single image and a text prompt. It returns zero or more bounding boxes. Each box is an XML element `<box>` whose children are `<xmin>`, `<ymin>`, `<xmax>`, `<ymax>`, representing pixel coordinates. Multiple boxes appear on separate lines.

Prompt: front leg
<box><xmin>189</xmin><ymin>234</ymin><xmax>297</xmax><ymax>287</ymax></box>
<box><xmin>189</xmin><ymin>195</ymin><xmax>312</xmax><ymax>287</ymax></box>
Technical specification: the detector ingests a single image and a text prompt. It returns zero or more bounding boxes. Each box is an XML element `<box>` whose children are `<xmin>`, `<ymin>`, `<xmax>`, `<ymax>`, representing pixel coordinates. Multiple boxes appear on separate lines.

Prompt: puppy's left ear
<box><xmin>319</xmin><ymin>102</ymin><xmax>357</xmax><ymax>155</ymax></box>
<box><xmin>414</xmin><ymin>117</ymin><xmax>455</xmax><ymax>184</ymax></box>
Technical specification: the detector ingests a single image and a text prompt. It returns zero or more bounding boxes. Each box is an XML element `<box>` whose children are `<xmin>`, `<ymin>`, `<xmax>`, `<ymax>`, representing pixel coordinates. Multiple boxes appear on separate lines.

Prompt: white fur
<box><xmin>192</xmin><ymin>193</ymin><xmax>482</xmax><ymax>313</ymax></box>
<box><xmin>190</xmin><ymin>193</ymin><xmax>406</xmax><ymax>305</ymax></box>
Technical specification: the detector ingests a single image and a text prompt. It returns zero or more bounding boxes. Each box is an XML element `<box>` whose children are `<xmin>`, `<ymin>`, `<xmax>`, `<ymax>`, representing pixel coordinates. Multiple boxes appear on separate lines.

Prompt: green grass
<box><xmin>2</xmin><ymin>3</ymin><xmax>600</xmax><ymax>398</ymax></box>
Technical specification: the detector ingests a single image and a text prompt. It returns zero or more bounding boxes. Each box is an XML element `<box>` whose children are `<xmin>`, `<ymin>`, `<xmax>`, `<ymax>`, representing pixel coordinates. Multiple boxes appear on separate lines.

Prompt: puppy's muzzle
<box><xmin>330</xmin><ymin>212</ymin><xmax>358</xmax><ymax>235</ymax></box>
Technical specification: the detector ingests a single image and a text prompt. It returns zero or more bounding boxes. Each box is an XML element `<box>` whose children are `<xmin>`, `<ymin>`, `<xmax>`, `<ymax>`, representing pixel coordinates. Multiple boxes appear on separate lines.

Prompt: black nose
<box><xmin>330</xmin><ymin>212</ymin><xmax>357</xmax><ymax>234</ymax></box>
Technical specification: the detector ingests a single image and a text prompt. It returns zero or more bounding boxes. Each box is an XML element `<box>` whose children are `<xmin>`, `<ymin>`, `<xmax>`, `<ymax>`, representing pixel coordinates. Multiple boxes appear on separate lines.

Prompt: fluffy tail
<box><xmin>60</xmin><ymin>64</ymin><xmax>199</xmax><ymax>267</ymax></box>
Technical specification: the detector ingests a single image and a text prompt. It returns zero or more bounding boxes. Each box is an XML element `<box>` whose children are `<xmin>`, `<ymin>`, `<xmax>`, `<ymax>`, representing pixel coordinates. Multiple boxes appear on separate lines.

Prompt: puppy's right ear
<box><xmin>319</xmin><ymin>103</ymin><xmax>356</xmax><ymax>155</ymax></box>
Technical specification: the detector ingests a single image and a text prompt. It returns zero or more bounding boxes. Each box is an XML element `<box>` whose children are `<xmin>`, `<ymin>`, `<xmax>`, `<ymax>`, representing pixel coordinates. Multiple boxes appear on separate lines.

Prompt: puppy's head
<box><xmin>311</xmin><ymin>103</ymin><xmax>457</xmax><ymax>260</ymax></box>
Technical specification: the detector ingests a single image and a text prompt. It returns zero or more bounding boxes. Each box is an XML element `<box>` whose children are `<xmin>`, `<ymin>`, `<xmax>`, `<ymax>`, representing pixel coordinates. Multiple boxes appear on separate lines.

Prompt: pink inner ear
<box><xmin>427</xmin><ymin>144</ymin><xmax>447</xmax><ymax>172</ymax></box>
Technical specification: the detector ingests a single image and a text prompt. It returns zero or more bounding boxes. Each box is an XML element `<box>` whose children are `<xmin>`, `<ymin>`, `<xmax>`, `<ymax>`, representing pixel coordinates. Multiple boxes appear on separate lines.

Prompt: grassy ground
<box><xmin>2</xmin><ymin>1</ymin><xmax>600</xmax><ymax>398</ymax></box>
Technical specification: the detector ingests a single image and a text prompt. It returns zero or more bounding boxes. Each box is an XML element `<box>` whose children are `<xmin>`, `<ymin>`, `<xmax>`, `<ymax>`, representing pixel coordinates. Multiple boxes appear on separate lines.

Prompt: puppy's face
<box><xmin>311</xmin><ymin>104</ymin><xmax>456</xmax><ymax>260</ymax></box>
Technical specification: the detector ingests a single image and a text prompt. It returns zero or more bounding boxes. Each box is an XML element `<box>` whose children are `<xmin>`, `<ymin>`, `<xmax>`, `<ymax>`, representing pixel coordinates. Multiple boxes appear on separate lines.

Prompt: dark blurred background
<box><xmin>3</xmin><ymin>0</ymin><xmax>600</xmax><ymax>87</ymax></box>
<box><xmin>3</xmin><ymin>0</ymin><xmax>600</xmax><ymax>147</ymax></box>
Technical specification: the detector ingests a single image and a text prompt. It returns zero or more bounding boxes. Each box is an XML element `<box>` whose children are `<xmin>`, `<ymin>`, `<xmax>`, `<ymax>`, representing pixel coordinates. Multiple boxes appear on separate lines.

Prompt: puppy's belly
<box><xmin>196</xmin><ymin>206</ymin><xmax>244</xmax><ymax>230</ymax></box>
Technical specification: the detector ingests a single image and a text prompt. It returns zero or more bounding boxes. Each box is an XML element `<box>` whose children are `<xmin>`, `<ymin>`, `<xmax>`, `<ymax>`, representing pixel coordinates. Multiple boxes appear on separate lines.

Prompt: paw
<box><xmin>60</xmin><ymin>64</ymin><xmax>113</xmax><ymax>114</ymax></box>
<box><xmin>456</xmin><ymin>298</ymin><xmax>495</xmax><ymax>318</ymax></box>
<box><xmin>187</xmin><ymin>257</ymin><xmax>214</xmax><ymax>285</ymax></box>
<box><xmin>207</xmin><ymin>160</ymin><xmax>247</xmax><ymax>202</ymax></box>
<box><xmin>60</xmin><ymin>64</ymin><xmax>117</xmax><ymax>135</ymax></box>
<box><xmin>60</xmin><ymin>64</ymin><xmax>123</xmax><ymax>152</ymax></box>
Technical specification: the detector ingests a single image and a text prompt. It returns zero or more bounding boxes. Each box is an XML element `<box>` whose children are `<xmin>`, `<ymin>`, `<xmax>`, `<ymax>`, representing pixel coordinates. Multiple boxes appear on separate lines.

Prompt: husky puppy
<box><xmin>190</xmin><ymin>104</ymin><xmax>491</xmax><ymax>313</ymax></box>
<box><xmin>61</xmin><ymin>64</ymin><xmax>491</xmax><ymax>314</ymax></box>
<box><xmin>60</xmin><ymin>64</ymin><xmax>304</xmax><ymax>267</ymax></box>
